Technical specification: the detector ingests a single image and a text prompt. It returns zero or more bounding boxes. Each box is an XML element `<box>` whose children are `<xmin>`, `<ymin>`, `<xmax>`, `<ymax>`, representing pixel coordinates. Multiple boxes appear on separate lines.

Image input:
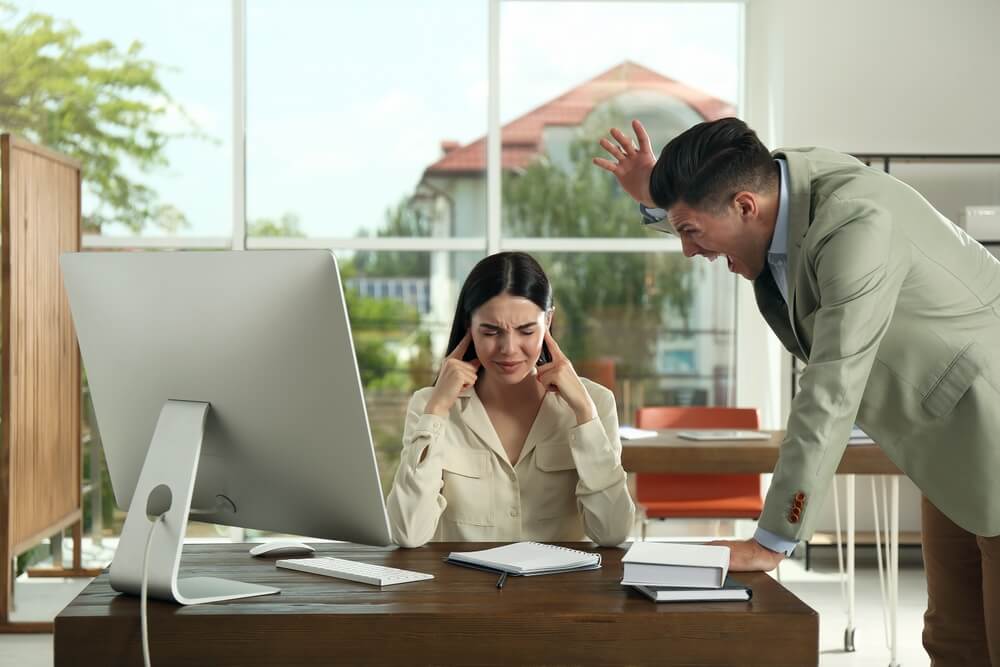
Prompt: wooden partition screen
<box><xmin>0</xmin><ymin>135</ymin><xmax>83</xmax><ymax>631</ymax></box>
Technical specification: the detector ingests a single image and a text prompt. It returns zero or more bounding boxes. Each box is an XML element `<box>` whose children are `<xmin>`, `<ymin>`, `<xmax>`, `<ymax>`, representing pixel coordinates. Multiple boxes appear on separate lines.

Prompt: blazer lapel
<box><xmin>773</xmin><ymin>149</ymin><xmax>815</xmax><ymax>358</ymax></box>
<box><xmin>754</xmin><ymin>265</ymin><xmax>805</xmax><ymax>360</ymax></box>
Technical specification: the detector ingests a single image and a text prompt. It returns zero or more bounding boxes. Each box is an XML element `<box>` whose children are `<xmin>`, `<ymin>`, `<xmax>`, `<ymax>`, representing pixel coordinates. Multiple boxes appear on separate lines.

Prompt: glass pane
<box><xmin>246</xmin><ymin>1</ymin><xmax>487</xmax><ymax>239</ymax></box>
<box><xmin>529</xmin><ymin>252</ymin><xmax>737</xmax><ymax>420</ymax></box>
<box><xmin>6</xmin><ymin>2</ymin><xmax>232</xmax><ymax>238</ymax></box>
<box><xmin>336</xmin><ymin>250</ymin><xmax>483</xmax><ymax>497</ymax></box>
<box><xmin>499</xmin><ymin>1</ymin><xmax>742</xmax><ymax>237</ymax></box>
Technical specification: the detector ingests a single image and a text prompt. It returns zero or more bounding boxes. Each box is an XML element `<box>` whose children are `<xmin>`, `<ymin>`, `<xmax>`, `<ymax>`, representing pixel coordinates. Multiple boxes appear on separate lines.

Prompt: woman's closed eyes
<box><xmin>479</xmin><ymin>325</ymin><xmax>537</xmax><ymax>337</ymax></box>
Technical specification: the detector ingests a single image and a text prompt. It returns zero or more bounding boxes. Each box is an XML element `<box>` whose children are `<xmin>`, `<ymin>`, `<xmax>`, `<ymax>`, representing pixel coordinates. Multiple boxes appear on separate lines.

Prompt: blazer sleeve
<box><xmin>567</xmin><ymin>384</ymin><xmax>636</xmax><ymax>546</ymax></box>
<box><xmin>385</xmin><ymin>391</ymin><xmax>450</xmax><ymax>548</ymax></box>
<box><xmin>758</xmin><ymin>198</ymin><xmax>910</xmax><ymax>542</ymax></box>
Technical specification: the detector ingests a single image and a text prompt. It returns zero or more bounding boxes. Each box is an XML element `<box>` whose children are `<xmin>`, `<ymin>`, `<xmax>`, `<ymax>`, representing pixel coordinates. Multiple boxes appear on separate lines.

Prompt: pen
<box><xmin>496</xmin><ymin>571</ymin><xmax>507</xmax><ymax>589</ymax></box>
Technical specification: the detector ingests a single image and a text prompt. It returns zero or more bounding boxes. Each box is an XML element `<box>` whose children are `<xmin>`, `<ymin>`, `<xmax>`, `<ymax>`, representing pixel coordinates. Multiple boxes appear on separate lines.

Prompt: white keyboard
<box><xmin>275</xmin><ymin>556</ymin><xmax>434</xmax><ymax>587</ymax></box>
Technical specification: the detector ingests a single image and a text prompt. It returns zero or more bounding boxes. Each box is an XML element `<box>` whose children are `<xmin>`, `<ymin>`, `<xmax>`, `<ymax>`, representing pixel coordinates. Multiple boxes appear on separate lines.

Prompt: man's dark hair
<box><xmin>649</xmin><ymin>118</ymin><xmax>778</xmax><ymax>212</ymax></box>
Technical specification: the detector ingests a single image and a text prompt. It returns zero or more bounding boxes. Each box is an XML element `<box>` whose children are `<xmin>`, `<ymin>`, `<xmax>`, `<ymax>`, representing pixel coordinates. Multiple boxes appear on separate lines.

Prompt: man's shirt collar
<box><xmin>769</xmin><ymin>158</ymin><xmax>790</xmax><ymax>257</ymax></box>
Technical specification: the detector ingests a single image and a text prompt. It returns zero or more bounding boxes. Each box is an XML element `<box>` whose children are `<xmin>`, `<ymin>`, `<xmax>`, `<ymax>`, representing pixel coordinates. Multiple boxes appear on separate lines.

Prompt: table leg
<box><xmin>845</xmin><ymin>474</ymin><xmax>856</xmax><ymax>652</ymax></box>
<box><xmin>889</xmin><ymin>475</ymin><xmax>899</xmax><ymax>667</ymax></box>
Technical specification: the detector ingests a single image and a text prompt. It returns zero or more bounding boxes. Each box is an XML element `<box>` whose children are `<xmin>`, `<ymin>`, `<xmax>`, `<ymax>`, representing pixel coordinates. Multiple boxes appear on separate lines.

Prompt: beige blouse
<box><xmin>386</xmin><ymin>378</ymin><xmax>635</xmax><ymax>548</ymax></box>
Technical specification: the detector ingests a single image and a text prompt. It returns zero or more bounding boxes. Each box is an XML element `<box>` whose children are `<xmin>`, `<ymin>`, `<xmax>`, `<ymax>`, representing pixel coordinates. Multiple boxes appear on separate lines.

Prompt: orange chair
<box><xmin>634</xmin><ymin>406</ymin><xmax>763</xmax><ymax>540</ymax></box>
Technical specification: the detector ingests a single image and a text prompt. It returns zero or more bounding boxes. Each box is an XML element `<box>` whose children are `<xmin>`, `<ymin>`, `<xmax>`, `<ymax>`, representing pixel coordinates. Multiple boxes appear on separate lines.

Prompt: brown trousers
<box><xmin>922</xmin><ymin>496</ymin><xmax>1000</xmax><ymax>666</ymax></box>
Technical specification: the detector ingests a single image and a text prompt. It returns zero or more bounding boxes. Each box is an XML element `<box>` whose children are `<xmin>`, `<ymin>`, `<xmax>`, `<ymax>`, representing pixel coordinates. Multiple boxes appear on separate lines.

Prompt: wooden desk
<box><xmin>55</xmin><ymin>542</ymin><xmax>819</xmax><ymax>666</ymax></box>
<box><xmin>620</xmin><ymin>429</ymin><xmax>901</xmax><ymax>475</ymax></box>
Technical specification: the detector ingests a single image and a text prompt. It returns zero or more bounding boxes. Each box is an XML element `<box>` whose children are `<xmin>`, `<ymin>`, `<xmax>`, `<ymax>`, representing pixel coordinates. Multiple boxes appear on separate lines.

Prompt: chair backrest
<box><xmin>633</xmin><ymin>406</ymin><xmax>761</xmax><ymax>505</ymax></box>
<box><xmin>634</xmin><ymin>406</ymin><xmax>759</xmax><ymax>430</ymax></box>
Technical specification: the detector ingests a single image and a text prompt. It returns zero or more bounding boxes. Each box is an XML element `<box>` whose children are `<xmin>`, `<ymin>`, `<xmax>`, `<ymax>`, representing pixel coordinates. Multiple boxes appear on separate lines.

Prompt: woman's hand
<box><xmin>592</xmin><ymin>120</ymin><xmax>658</xmax><ymax>208</ymax></box>
<box><xmin>424</xmin><ymin>332</ymin><xmax>481</xmax><ymax>417</ymax></box>
<box><xmin>536</xmin><ymin>329</ymin><xmax>596</xmax><ymax>425</ymax></box>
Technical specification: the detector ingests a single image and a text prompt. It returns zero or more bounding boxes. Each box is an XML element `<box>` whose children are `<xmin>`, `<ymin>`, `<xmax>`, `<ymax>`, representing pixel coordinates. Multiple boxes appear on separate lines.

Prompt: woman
<box><xmin>386</xmin><ymin>252</ymin><xmax>634</xmax><ymax>547</ymax></box>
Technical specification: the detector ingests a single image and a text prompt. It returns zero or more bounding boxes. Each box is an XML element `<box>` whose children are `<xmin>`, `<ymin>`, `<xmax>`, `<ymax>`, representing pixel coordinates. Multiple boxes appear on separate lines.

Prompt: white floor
<box><xmin>0</xmin><ymin>538</ymin><xmax>932</xmax><ymax>666</ymax></box>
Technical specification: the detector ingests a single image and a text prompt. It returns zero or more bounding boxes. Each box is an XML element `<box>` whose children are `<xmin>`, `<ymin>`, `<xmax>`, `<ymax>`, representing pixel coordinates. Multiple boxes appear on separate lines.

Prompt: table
<box><xmin>621</xmin><ymin>429</ymin><xmax>905</xmax><ymax>666</ymax></box>
<box><xmin>620</xmin><ymin>430</ymin><xmax>900</xmax><ymax>475</ymax></box>
<box><xmin>55</xmin><ymin>542</ymin><xmax>818</xmax><ymax>666</ymax></box>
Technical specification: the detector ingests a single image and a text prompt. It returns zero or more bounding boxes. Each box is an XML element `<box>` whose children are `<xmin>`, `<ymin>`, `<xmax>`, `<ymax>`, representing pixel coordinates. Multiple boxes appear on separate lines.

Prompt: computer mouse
<box><xmin>249</xmin><ymin>541</ymin><xmax>315</xmax><ymax>557</ymax></box>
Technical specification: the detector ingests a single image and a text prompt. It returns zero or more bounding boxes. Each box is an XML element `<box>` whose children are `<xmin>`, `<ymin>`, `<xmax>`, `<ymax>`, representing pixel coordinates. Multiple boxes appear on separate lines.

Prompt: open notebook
<box><xmin>446</xmin><ymin>542</ymin><xmax>601</xmax><ymax>576</ymax></box>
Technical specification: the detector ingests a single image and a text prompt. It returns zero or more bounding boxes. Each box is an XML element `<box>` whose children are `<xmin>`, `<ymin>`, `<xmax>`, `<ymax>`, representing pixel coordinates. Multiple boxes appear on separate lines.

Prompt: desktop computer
<box><xmin>61</xmin><ymin>250</ymin><xmax>394</xmax><ymax>605</ymax></box>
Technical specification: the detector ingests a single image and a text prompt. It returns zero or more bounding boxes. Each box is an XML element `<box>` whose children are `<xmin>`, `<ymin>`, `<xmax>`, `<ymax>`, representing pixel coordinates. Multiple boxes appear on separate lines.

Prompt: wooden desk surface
<box><xmin>622</xmin><ymin>429</ymin><xmax>902</xmax><ymax>475</ymax></box>
<box><xmin>56</xmin><ymin>542</ymin><xmax>818</xmax><ymax>666</ymax></box>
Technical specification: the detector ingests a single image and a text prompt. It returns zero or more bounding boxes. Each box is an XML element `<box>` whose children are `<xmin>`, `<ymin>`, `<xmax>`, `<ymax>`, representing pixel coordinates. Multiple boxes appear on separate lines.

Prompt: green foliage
<box><xmin>353</xmin><ymin>197</ymin><xmax>431</xmax><ymax>278</ymax></box>
<box><xmin>502</xmin><ymin>109</ymin><xmax>694</xmax><ymax>374</ymax></box>
<box><xmin>344</xmin><ymin>284</ymin><xmax>422</xmax><ymax>392</ymax></box>
<box><xmin>0</xmin><ymin>3</ymin><xmax>204</xmax><ymax>233</ymax></box>
<box><xmin>248</xmin><ymin>212</ymin><xmax>305</xmax><ymax>238</ymax></box>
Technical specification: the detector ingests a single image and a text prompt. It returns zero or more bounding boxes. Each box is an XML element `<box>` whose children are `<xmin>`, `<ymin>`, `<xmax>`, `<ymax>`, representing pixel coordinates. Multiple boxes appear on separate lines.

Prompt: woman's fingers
<box><xmin>536</xmin><ymin>362</ymin><xmax>562</xmax><ymax>392</ymax></box>
<box><xmin>543</xmin><ymin>328</ymin><xmax>566</xmax><ymax>361</ymax></box>
<box><xmin>448</xmin><ymin>331</ymin><xmax>472</xmax><ymax>360</ymax></box>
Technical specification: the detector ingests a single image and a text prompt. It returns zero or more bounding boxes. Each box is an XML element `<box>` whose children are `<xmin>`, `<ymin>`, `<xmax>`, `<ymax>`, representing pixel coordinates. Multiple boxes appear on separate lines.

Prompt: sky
<box><xmin>13</xmin><ymin>1</ymin><xmax>741</xmax><ymax>238</ymax></box>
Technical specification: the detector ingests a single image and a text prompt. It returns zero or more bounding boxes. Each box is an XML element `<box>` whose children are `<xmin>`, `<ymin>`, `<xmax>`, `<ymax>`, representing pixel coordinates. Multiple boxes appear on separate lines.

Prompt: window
<box><xmin>499</xmin><ymin>1</ymin><xmax>742</xmax><ymax>238</ymax></box>
<box><xmin>12</xmin><ymin>1</ymin><xmax>742</xmax><ymax>542</ymax></box>
<box><xmin>8</xmin><ymin>1</ymin><xmax>232</xmax><ymax>240</ymax></box>
<box><xmin>246</xmin><ymin>0</ymin><xmax>488</xmax><ymax>240</ymax></box>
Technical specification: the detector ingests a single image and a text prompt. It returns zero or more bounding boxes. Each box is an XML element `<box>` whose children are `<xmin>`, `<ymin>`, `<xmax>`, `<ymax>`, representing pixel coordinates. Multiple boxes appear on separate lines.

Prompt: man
<box><xmin>596</xmin><ymin>117</ymin><xmax>1000</xmax><ymax>665</ymax></box>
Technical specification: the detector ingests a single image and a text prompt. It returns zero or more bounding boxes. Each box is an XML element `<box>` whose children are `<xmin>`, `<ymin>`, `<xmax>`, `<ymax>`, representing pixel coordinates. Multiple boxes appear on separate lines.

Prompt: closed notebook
<box><xmin>446</xmin><ymin>542</ymin><xmax>601</xmax><ymax>576</ymax></box>
<box><xmin>621</xmin><ymin>542</ymin><xmax>729</xmax><ymax>588</ymax></box>
<box><xmin>676</xmin><ymin>430</ymin><xmax>769</xmax><ymax>441</ymax></box>
<box><xmin>631</xmin><ymin>577</ymin><xmax>752</xmax><ymax>603</ymax></box>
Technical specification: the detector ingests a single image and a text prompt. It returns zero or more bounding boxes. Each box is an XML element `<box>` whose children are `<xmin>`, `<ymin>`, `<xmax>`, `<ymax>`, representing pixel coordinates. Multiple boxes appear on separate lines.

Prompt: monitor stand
<box><xmin>109</xmin><ymin>400</ymin><xmax>280</xmax><ymax>604</ymax></box>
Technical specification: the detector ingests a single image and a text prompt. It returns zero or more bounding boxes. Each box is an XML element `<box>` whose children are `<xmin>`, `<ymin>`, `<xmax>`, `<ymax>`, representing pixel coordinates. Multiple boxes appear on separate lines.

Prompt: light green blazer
<box><xmin>757</xmin><ymin>147</ymin><xmax>1000</xmax><ymax>540</ymax></box>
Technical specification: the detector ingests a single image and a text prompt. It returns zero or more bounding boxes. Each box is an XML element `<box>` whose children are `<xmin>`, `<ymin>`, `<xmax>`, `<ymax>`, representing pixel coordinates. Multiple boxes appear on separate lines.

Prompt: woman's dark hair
<box><xmin>649</xmin><ymin>117</ymin><xmax>778</xmax><ymax>212</ymax></box>
<box><xmin>445</xmin><ymin>251</ymin><xmax>554</xmax><ymax>366</ymax></box>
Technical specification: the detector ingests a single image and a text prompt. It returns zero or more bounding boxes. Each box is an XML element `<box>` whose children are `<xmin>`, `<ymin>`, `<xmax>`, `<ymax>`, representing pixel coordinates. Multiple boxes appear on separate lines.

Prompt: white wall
<box><xmin>739</xmin><ymin>0</ymin><xmax>1000</xmax><ymax>534</ymax></box>
<box><xmin>778</xmin><ymin>0</ymin><xmax>1000</xmax><ymax>153</ymax></box>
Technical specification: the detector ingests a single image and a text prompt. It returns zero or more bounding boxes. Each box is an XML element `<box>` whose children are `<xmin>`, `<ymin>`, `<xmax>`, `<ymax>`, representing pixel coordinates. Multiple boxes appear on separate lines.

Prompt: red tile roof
<box><xmin>424</xmin><ymin>61</ymin><xmax>735</xmax><ymax>176</ymax></box>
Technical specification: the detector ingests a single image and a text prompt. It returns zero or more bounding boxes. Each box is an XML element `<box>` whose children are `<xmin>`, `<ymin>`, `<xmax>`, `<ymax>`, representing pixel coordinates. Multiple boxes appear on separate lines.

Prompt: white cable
<box><xmin>141</xmin><ymin>515</ymin><xmax>164</xmax><ymax>667</ymax></box>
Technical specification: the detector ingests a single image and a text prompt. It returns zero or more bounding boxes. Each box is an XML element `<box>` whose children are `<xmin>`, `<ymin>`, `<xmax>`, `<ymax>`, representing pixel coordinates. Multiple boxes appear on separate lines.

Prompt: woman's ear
<box><xmin>545</xmin><ymin>307</ymin><xmax>555</xmax><ymax>329</ymax></box>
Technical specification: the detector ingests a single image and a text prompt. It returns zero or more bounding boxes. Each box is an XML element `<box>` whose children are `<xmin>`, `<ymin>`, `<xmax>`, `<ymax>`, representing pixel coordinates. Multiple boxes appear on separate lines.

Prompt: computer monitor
<box><xmin>60</xmin><ymin>250</ymin><xmax>393</xmax><ymax>604</ymax></box>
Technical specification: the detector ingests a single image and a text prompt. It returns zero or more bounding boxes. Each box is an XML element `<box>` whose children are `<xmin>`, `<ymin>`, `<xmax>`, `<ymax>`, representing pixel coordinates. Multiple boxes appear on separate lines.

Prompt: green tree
<box><xmin>248</xmin><ymin>212</ymin><xmax>305</xmax><ymax>238</ymax></box>
<box><xmin>0</xmin><ymin>4</ymin><xmax>203</xmax><ymax>233</ymax></box>
<box><xmin>338</xmin><ymin>258</ymin><xmax>427</xmax><ymax>495</ymax></box>
<box><xmin>502</xmin><ymin>110</ymin><xmax>694</xmax><ymax>378</ymax></box>
<box><xmin>353</xmin><ymin>196</ymin><xmax>431</xmax><ymax>278</ymax></box>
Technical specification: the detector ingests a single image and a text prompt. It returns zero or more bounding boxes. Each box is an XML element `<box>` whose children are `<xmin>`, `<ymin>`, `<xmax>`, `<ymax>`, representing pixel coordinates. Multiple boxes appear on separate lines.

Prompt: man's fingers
<box><xmin>592</xmin><ymin>157</ymin><xmax>619</xmax><ymax>173</ymax></box>
<box><xmin>599</xmin><ymin>137</ymin><xmax>627</xmax><ymax>161</ymax></box>
<box><xmin>633</xmin><ymin>119</ymin><xmax>652</xmax><ymax>153</ymax></box>
<box><xmin>449</xmin><ymin>331</ymin><xmax>472</xmax><ymax>359</ymax></box>
<box><xmin>610</xmin><ymin>127</ymin><xmax>637</xmax><ymax>156</ymax></box>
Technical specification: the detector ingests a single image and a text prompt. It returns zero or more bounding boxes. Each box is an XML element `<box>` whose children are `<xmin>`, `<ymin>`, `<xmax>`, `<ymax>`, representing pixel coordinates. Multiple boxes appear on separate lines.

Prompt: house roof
<box><xmin>423</xmin><ymin>61</ymin><xmax>735</xmax><ymax>177</ymax></box>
